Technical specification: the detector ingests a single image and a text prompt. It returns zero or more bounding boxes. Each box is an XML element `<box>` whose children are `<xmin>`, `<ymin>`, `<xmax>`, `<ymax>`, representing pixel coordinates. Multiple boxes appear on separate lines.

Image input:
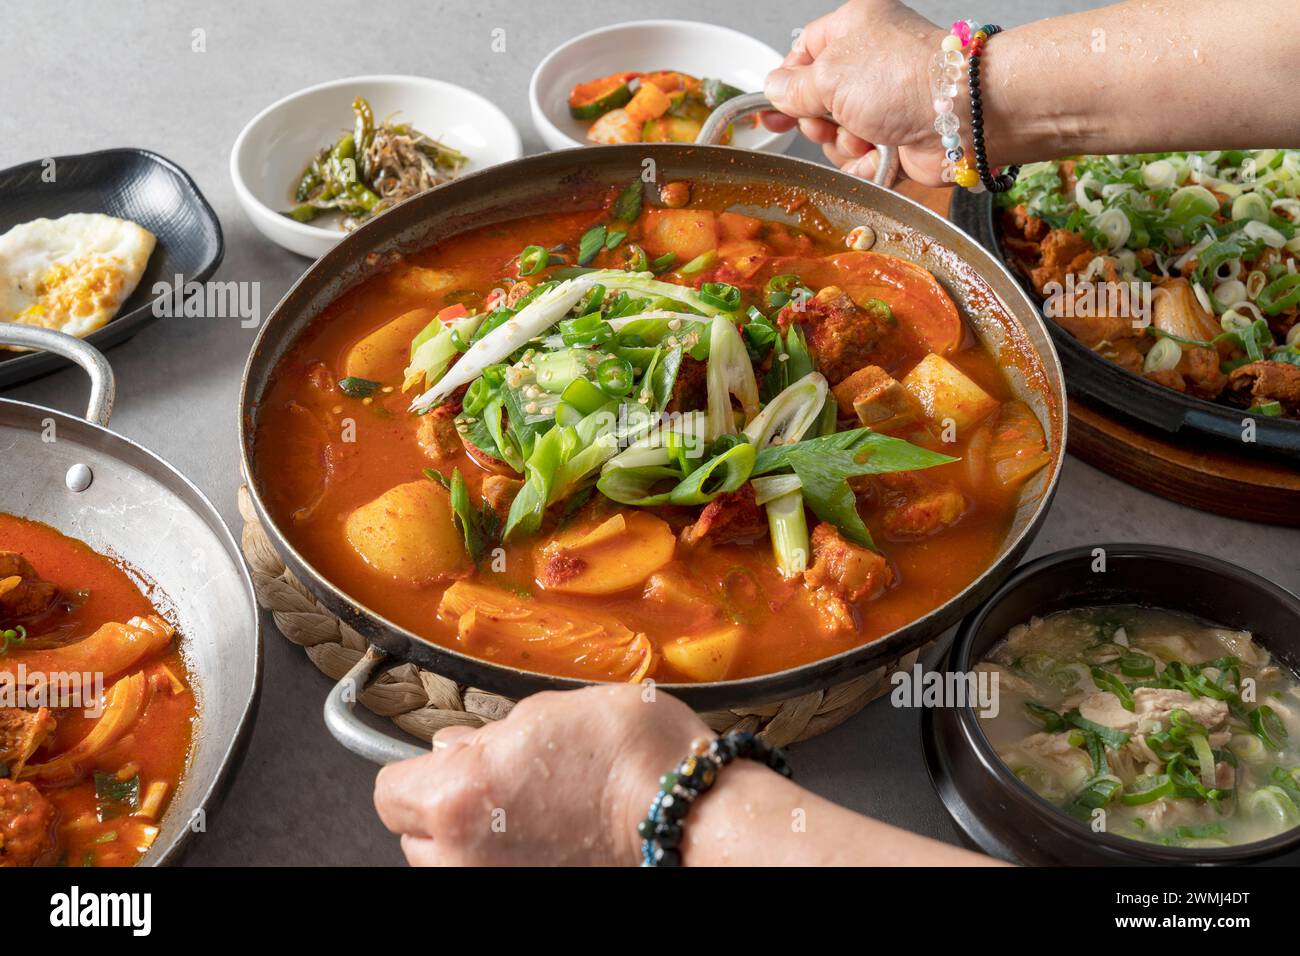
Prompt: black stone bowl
<box><xmin>0</xmin><ymin>148</ymin><xmax>223</xmax><ymax>386</ymax></box>
<box><xmin>924</xmin><ymin>543</ymin><xmax>1300</xmax><ymax>865</ymax></box>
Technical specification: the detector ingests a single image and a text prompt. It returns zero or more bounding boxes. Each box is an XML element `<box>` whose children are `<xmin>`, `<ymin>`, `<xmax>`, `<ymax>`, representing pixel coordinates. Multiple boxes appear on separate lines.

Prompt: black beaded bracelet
<box><xmin>966</xmin><ymin>23</ymin><xmax>1019</xmax><ymax>193</ymax></box>
<box><xmin>637</xmin><ymin>731</ymin><xmax>792</xmax><ymax>866</ymax></box>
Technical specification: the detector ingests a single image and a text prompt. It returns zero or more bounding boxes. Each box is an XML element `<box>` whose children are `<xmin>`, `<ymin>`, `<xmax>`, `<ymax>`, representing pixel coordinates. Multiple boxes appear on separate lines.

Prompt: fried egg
<box><xmin>0</xmin><ymin>213</ymin><xmax>156</xmax><ymax>339</ymax></box>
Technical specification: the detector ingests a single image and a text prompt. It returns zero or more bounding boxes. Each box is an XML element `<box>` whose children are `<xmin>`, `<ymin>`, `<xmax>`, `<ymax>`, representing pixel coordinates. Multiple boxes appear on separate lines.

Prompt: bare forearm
<box><xmin>680</xmin><ymin>761</ymin><xmax>998</xmax><ymax>866</ymax></box>
<box><xmin>983</xmin><ymin>0</ymin><xmax>1300</xmax><ymax>166</ymax></box>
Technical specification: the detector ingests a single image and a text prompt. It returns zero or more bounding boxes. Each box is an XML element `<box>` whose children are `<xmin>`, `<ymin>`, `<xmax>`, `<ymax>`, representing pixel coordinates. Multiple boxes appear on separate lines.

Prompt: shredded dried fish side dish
<box><xmin>284</xmin><ymin>96</ymin><xmax>468</xmax><ymax>231</ymax></box>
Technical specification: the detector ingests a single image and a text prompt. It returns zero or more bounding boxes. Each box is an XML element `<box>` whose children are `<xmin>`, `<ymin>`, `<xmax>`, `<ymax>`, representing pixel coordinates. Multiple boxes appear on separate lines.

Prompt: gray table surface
<box><xmin>3</xmin><ymin>0</ymin><xmax>1295</xmax><ymax>866</ymax></box>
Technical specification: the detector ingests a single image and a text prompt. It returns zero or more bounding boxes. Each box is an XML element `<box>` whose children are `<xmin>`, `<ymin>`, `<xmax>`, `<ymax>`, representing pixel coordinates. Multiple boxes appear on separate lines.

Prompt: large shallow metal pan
<box><xmin>951</xmin><ymin>188</ymin><xmax>1300</xmax><ymax>460</ymax></box>
<box><xmin>0</xmin><ymin>324</ymin><xmax>260</xmax><ymax>863</ymax></box>
<box><xmin>239</xmin><ymin>103</ymin><xmax>1067</xmax><ymax>762</ymax></box>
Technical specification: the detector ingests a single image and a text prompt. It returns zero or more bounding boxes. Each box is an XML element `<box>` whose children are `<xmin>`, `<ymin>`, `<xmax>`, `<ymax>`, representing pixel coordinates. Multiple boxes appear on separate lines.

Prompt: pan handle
<box><xmin>0</xmin><ymin>323</ymin><xmax>115</xmax><ymax>427</ymax></box>
<box><xmin>696</xmin><ymin>91</ymin><xmax>900</xmax><ymax>189</ymax></box>
<box><xmin>324</xmin><ymin>646</ymin><xmax>430</xmax><ymax>765</ymax></box>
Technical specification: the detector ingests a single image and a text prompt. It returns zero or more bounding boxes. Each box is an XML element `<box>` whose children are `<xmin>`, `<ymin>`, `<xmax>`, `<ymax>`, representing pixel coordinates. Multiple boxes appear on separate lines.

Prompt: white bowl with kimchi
<box><xmin>530</xmin><ymin>20</ymin><xmax>796</xmax><ymax>153</ymax></box>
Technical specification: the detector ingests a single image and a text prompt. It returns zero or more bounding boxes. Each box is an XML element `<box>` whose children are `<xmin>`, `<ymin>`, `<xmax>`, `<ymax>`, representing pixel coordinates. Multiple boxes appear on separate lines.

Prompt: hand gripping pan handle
<box><xmin>0</xmin><ymin>323</ymin><xmax>115</xmax><ymax>426</ymax></box>
<box><xmin>696</xmin><ymin>91</ymin><xmax>900</xmax><ymax>188</ymax></box>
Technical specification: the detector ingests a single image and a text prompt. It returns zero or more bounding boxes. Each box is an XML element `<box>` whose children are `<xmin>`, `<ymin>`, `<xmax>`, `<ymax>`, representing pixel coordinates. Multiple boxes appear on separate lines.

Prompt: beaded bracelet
<box><xmin>967</xmin><ymin>24</ymin><xmax>1020</xmax><ymax>193</ymax></box>
<box><xmin>929</xmin><ymin>20</ymin><xmax>1019</xmax><ymax>193</ymax></box>
<box><xmin>637</xmin><ymin>731</ymin><xmax>792</xmax><ymax>867</ymax></box>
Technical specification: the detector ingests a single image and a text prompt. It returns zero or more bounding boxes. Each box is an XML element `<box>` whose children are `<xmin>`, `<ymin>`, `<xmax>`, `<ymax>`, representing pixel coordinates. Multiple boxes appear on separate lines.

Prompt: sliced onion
<box><xmin>1214</xmin><ymin>279</ymin><xmax>1247</xmax><ymax>308</ymax></box>
<box><xmin>1102</xmin><ymin>182</ymin><xmax>1133</xmax><ymax>200</ymax></box>
<box><xmin>1075</xmin><ymin>173</ymin><xmax>1103</xmax><ymax>216</ymax></box>
<box><xmin>1192</xmin><ymin>282</ymin><xmax>1214</xmax><ymax>315</ymax></box>
<box><xmin>1144</xmin><ymin>337</ymin><xmax>1182</xmax><ymax>373</ymax></box>
<box><xmin>1173</xmin><ymin>234</ymin><xmax>1213</xmax><ymax>271</ymax></box>
<box><xmin>1226</xmin><ymin>301</ymin><xmax>1264</xmax><ymax>325</ymax></box>
<box><xmin>1245</xmin><ymin>220</ymin><xmax>1287</xmax><ymax>248</ymax></box>
<box><xmin>1220</xmin><ymin>309</ymin><xmax>1254</xmax><ymax>334</ymax></box>
<box><xmin>1288</xmin><ymin>324</ymin><xmax>1300</xmax><ymax>348</ymax></box>
<box><xmin>1142</xmin><ymin>159</ymin><xmax>1176</xmax><ymax>190</ymax></box>
<box><xmin>1094</xmin><ymin>208</ymin><xmax>1131</xmax><ymax>249</ymax></box>
<box><xmin>1246</xmin><ymin>270</ymin><xmax>1268</xmax><ymax>299</ymax></box>
<box><xmin>1081</xmin><ymin>255</ymin><xmax>1109</xmax><ymax>280</ymax></box>
<box><xmin>1214</xmin><ymin>257</ymin><xmax>1242</xmax><ymax>282</ymax></box>
<box><xmin>1232</xmin><ymin>192</ymin><xmax>1270</xmax><ymax>223</ymax></box>
<box><xmin>1272</xmin><ymin>198</ymin><xmax>1300</xmax><ymax>221</ymax></box>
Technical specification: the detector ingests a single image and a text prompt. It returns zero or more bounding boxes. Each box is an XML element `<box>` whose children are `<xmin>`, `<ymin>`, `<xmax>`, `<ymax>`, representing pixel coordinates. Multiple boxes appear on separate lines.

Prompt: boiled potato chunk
<box><xmin>387</xmin><ymin>267</ymin><xmax>462</xmax><ymax>298</ymax></box>
<box><xmin>901</xmin><ymin>353</ymin><xmax>998</xmax><ymax>432</ymax></box>
<box><xmin>344</xmin><ymin>307</ymin><xmax>439</xmax><ymax>383</ymax></box>
<box><xmin>662</xmin><ymin>626</ymin><xmax>743</xmax><ymax>682</ymax></box>
<box><xmin>535</xmin><ymin>511</ymin><xmax>675</xmax><ymax>596</ymax></box>
<box><xmin>345</xmin><ymin>480</ymin><xmax>469</xmax><ymax>585</ymax></box>
<box><xmin>640</xmin><ymin>209</ymin><xmax>717</xmax><ymax>262</ymax></box>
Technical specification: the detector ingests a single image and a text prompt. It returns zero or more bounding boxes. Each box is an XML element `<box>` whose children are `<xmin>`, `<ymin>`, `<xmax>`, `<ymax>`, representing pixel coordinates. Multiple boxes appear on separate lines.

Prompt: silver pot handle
<box><xmin>696</xmin><ymin>91</ymin><xmax>900</xmax><ymax>188</ymax></box>
<box><xmin>324</xmin><ymin>646</ymin><xmax>430</xmax><ymax>765</ymax></box>
<box><xmin>0</xmin><ymin>323</ymin><xmax>115</xmax><ymax>427</ymax></box>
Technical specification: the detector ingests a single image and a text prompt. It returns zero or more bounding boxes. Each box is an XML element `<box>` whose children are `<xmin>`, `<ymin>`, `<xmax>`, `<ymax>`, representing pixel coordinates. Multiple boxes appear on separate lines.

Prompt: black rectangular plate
<box><xmin>0</xmin><ymin>148</ymin><xmax>224</xmax><ymax>387</ymax></box>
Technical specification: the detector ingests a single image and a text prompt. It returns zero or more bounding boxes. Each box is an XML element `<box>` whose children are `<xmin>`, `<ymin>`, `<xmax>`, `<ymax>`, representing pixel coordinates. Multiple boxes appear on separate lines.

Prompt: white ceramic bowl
<box><xmin>231</xmin><ymin>75</ymin><xmax>523</xmax><ymax>259</ymax></box>
<box><xmin>530</xmin><ymin>20</ymin><xmax>796</xmax><ymax>154</ymax></box>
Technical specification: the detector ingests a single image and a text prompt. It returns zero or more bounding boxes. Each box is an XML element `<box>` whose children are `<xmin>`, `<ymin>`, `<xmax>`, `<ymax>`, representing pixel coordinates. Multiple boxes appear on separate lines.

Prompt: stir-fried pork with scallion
<box><xmin>1000</xmin><ymin>150</ymin><xmax>1300</xmax><ymax>419</ymax></box>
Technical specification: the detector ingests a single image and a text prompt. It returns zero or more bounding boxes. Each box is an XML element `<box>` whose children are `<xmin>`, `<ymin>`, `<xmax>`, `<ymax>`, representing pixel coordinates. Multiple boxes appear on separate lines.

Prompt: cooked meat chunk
<box><xmin>1004</xmin><ymin>204</ymin><xmax>1049</xmax><ymax>243</ymax></box>
<box><xmin>505</xmin><ymin>280</ymin><xmax>533</xmax><ymax>308</ymax></box>
<box><xmin>0</xmin><ymin>708</ymin><xmax>56</xmax><ymax>778</ymax></box>
<box><xmin>481</xmin><ymin>475</ymin><xmax>522</xmax><ymax>523</ymax></box>
<box><xmin>1182</xmin><ymin>346</ymin><xmax>1229</xmax><ymax>400</ymax></box>
<box><xmin>779</xmin><ymin>285</ymin><xmax>893</xmax><ymax>385</ymax></box>
<box><xmin>667</xmin><ymin>355</ymin><xmax>708</xmax><ymax>413</ymax></box>
<box><xmin>1000</xmin><ymin>731</ymin><xmax>1093</xmax><ymax>786</ymax></box>
<box><xmin>804</xmin><ymin>524</ymin><xmax>892</xmax><ymax>603</ymax></box>
<box><xmin>0</xmin><ymin>553</ymin><xmax>57</xmax><ymax>621</ymax></box>
<box><xmin>803</xmin><ymin>523</ymin><xmax>892</xmax><ymax>636</ymax></box>
<box><xmin>0</xmin><ymin>779</ymin><xmax>55</xmax><ymax>867</ymax></box>
<box><xmin>417</xmin><ymin>405</ymin><xmax>462</xmax><ymax>461</ymax></box>
<box><xmin>1099</xmin><ymin>339</ymin><xmax>1145</xmax><ymax>374</ymax></box>
<box><xmin>876</xmin><ymin>472</ymin><xmax>966</xmax><ymax>539</ymax></box>
<box><xmin>1029</xmin><ymin>228</ymin><xmax>1094</xmax><ymax>292</ymax></box>
<box><xmin>831</xmin><ymin>365</ymin><xmax>920</xmax><ymax>432</ymax></box>
<box><xmin>1227</xmin><ymin>360</ymin><xmax>1300</xmax><ymax>416</ymax></box>
<box><xmin>1145</xmin><ymin>368</ymin><xmax>1186</xmax><ymax>392</ymax></box>
<box><xmin>1132</xmin><ymin>687</ymin><xmax>1229</xmax><ymax>730</ymax></box>
<box><xmin>680</xmin><ymin>485</ymin><xmax>767</xmax><ymax>547</ymax></box>
<box><xmin>1078</xmin><ymin>692</ymin><xmax>1139</xmax><ymax>732</ymax></box>
<box><xmin>1052</xmin><ymin>309</ymin><xmax>1140</xmax><ymax>352</ymax></box>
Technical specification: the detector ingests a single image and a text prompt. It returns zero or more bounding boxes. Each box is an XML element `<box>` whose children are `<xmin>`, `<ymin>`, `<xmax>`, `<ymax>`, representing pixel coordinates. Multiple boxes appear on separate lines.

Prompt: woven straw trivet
<box><xmin>237</xmin><ymin>486</ymin><xmax>922</xmax><ymax>747</ymax></box>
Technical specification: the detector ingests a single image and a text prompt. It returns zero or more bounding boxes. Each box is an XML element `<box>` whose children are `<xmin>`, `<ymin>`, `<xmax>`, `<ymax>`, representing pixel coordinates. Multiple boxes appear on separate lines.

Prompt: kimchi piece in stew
<box><xmin>0</xmin><ymin>514</ymin><xmax>195</xmax><ymax>867</ymax></box>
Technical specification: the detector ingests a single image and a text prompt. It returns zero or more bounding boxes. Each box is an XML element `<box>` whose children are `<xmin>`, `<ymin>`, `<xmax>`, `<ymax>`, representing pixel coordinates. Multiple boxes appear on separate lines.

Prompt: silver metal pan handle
<box><xmin>0</xmin><ymin>323</ymin><xmax>115</xmax><ymax>427</ymax></box>
<box><xmin>696</xmin><ymin>91</ymin><xmax>900</xmax><ymax>188</ymax></box>
<box><xmin>324</xmin><ymin>646</ymin><xmax>429</xmax><ymax>765</ymax></box>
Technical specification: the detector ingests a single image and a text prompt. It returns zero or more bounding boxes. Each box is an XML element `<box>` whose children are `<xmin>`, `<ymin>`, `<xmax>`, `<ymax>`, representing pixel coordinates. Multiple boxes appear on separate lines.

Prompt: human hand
<box><xmin>373</xmin><ymin>684</ymin><xmax>711</xmax><ymax>866</ymax></box>
<box><xmin>763</xmin><ymin>0</ymin><xmax>949</xmax><ymax>185</ymax></box>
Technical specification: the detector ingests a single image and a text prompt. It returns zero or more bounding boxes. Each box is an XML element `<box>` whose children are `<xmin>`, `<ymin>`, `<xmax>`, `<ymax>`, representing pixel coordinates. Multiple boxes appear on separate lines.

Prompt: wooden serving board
<box><xmin>898</xmin><ymin>180</ymin><xmax>1300</xmax><ymax>527</ymax></box>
